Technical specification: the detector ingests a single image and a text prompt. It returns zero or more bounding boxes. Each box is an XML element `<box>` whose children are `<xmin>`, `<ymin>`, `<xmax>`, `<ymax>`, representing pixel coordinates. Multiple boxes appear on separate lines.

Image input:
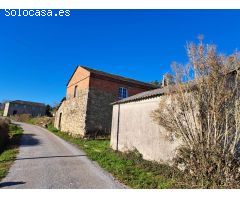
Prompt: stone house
<box><xmin>110</xmin><ymin>86</ymin><xmax>180</xmax><ymax>163</ymax></box>
<box><xmin>54</xmin><ymin>66</ymin><xmax>157</xmax><ymax>137</ymax></box>
<box><xmin>3</xmin><ymin>100</ymin><xmax>46</xmax><ymax>117</ymax></box>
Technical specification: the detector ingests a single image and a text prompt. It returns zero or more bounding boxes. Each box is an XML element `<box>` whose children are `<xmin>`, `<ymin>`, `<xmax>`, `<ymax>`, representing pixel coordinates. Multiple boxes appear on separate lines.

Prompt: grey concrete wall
<box><xmin>111</xmin><ymin>96</ymin><xmax>180</xmax><ymax>163</ymax></box>
<box><xmin>3</xmin><ymin>102</ymin><xmax>46</xmax><ymax>117</ymax></box>
<box><xmin>54</xmin><ymin>89</ymin><xmax>89</xmax><ymax>137</ymax></box>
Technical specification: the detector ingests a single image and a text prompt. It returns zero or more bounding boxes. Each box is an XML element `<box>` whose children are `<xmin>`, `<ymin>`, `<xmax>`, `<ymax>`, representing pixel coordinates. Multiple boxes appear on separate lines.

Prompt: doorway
<box><xmin>58</xmin><ymin>113</ymin><xmax>62</xmax><ymax>130</ymax></box>
<box><xmin>13</xmin><ymin>110</ymin><xmax>18</xmax><ymax>115</ymax></box>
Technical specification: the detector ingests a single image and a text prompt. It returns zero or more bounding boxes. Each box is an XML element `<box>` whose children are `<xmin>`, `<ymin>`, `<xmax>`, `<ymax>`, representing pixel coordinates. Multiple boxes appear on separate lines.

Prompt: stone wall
<box><xmin>54</xmin><ymin>89</ymin><xmax>89</xmax><ymax>137</ymax></box>
<box><xmin>85</xmin><ymin>89</ymin><xmax>116</xmax><ymax>134</ymax></box>
<box><xmin>55</xmin><ymin>88</ymin><xmax>117</xmax><ymax>137</ymax></box>
<box><xmin>111</xmin><ymin>96</ymin><xmax>180</xmax><ymax>163</ymax></box>
<box><xmin>3</xmin><ymin>102</ymin><xmax>46</xmax><ymax>117</ymax></box>
<box><xmin>55</xmin><ymin>66</ymin><xmax>156</xmax><ymax>138</ymax></box>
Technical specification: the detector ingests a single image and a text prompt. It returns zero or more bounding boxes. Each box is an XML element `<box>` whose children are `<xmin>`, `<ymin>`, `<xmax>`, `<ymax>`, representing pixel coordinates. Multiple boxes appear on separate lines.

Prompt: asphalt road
<box><xmin>0</xmin><ymin>122</ymin><xmax>124</xmax><ymax>189</ymax></box>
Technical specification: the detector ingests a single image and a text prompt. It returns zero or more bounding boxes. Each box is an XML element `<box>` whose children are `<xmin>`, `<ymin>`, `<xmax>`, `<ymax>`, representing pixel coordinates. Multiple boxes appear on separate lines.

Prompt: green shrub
<box><xmin>0</xmin><ymin>118</ymin><xmax>10</xmax><ymax>152</ymax></box>
<box><xmin>0</xmin><ymin>123</ymin><xmax>23</xmax><ymax>180</ymax></box>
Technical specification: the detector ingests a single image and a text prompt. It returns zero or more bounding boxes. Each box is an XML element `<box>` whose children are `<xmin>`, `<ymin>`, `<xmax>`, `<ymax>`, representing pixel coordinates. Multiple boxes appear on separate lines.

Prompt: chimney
<box><xmin>162</xmin><ymin>73</ymin><xmax>175</xmax><ymax>87</ymax></box>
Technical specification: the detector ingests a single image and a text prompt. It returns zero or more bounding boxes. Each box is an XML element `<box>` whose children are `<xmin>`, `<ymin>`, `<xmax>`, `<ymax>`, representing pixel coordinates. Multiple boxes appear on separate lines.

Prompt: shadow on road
<box><xmin>0</xmin><ymin>181</ymin><xmax>26</xmax><ymax>188</ymax></box>
<box><xmin>16</xmin><ymin>155</ymin><xmax>86</xmax><ymax>161</ymax></box>
<box><xmin>20</xmin><ymin>133</ymin><xmax>40</xmax><ymax>147</ymax></box>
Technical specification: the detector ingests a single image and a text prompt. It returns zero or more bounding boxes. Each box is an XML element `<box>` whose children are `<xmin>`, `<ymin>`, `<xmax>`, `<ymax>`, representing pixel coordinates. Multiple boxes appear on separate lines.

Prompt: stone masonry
<box><xmin>86</xmin><ymin>89</ymin><xmax>116</xmax><ymax>134</ymax></box>
<box><xmin>54</xmin><ymin>89</ymin><xmax>89</xmax><ymax>137</ymax></box>
<box><xmin>54</xmin><ymin>66</ymin><xmax>157</xmax><ymax>138</ymax></box>
<box><xmin>3</xmin><ymin>100</ymin><xmax>46</xmax><ymax>117</ymax></box>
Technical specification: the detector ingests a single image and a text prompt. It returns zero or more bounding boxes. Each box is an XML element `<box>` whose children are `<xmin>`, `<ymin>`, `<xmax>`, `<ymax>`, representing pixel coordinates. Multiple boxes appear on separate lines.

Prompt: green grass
<box><xmin>0</xmin><ymin>124</ymin><xmax>23</xmax><ymax>181</ymax></box>
<box><xmin>47</xmin><ymin>124</ymin><xmax>187</xmax><ymax>189</ymax></box>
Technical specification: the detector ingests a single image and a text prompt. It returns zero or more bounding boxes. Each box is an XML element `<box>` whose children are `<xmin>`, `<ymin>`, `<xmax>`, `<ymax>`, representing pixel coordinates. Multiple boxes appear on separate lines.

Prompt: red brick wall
<box><xmin>66</xmin><ymin>67</ymin><xmax>154</xmax><ymax>100</ymax></box>
<box><xmin>67</xmin><ymin>67</ymin><xmax>90</xmax><ymax>98</ymax></box>
<box><xmin>89</xmin><ymin>76</ymin><xmax>152</xmax><ymax>101</ymax></box>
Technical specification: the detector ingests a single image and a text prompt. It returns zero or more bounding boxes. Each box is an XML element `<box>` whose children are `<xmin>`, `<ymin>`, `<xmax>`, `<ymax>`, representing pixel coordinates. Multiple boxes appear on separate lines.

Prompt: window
<box><xmin>118</xmin><ymin>87</ymin><xmax>128</xmax><ymax>99</ymax></box>
<box><xmin>74</xmin><ymin>85</ymin><xmax>78</xmax><ymax>98</ymax></box>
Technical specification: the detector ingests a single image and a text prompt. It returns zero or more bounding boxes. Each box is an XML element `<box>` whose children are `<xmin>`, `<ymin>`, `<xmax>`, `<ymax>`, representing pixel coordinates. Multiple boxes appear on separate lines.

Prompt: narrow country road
<box><xmin>0</xmin><ymin>122</ymin><xmax>124</xmax><ymax>189</ymax></box>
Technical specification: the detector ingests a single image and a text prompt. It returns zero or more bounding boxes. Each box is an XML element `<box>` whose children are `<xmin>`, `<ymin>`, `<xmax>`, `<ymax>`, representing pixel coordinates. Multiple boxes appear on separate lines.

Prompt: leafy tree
<box><xmin>45</xmin><ymin>105</ymin><xmax>53</xmax><ymax>117</ymax></box>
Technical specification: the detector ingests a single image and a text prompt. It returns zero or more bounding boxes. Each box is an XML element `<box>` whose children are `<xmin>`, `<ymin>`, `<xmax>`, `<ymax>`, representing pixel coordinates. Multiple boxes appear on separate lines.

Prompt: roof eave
<box><xmin>111</xmin><ymin>92</ymin><xmax>165</xmax><ymax>105</ymax></box>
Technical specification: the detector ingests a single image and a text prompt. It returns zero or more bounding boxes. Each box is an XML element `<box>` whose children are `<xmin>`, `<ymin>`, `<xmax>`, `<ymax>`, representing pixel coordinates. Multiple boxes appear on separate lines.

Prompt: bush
<box><xmin>0</xmin><ymin>123</ymin><xmax>23</xmax><ymax>181</ymax></box>
<box><xmin>29</xmin><ymin>117</ymin><xmax>54</xmax><ymax>128</ymax></box>
<box><xmin>153</xmin><ymin>40</ymin><xmax>240</xmax><ymax>188</ymax></box>
<box><xmin>10</xmin><ymin>114</ymin><xmax>31</xmax><ymax>122</ymax></box>
<box><xmin>0</xmin><ymin>118</ymin><xmax>10</xmax><ymax>152</ymax></box>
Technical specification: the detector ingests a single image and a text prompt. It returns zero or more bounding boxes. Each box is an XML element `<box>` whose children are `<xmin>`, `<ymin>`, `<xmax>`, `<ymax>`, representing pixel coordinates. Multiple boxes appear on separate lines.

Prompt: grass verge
<box><xmin>0</xmin><ymin>124</ymin><xmax>23</xmax><ymax>181</ymax></box>
<box><xmin>47</xmin><ymin>124</ymin><xmax>187</xmax><ymax>189</ymax></box>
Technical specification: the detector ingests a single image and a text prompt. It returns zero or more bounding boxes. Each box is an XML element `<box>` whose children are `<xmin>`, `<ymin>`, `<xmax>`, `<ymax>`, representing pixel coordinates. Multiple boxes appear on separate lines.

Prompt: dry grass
<box><xmin>28</xmin><ymin>116</ymin><xmax>54</xmax><ymax>128</ymax></box>
<box><xmin>10</xmin><ymin>114</ymin><xmax>54</xmax><ymax>128</ymax></box>
<box><xmin>10</xmin><ymin>114</ymin><xmax>32</xmax><ymax>123</ymax></box>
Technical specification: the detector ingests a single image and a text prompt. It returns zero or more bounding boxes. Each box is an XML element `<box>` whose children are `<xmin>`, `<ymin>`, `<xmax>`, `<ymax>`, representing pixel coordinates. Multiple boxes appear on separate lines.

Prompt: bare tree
<box><xmin>153</xmin><ymin>40</ymin><xmax>240</xmax><ymax>188</ymax></box>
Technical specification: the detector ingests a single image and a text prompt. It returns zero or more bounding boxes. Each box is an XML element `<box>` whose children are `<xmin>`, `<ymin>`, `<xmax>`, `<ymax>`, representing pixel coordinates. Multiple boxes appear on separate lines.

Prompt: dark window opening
<box><xmin>13</xmin><ymin>110</ymin><xmax>18</xmax><ymax>115</ymax></box>
<box><xmin>59</xmin><ymin>113</ymin><xmax>62</xmax><ymax>130</ymax></box>
<box><xmin>74</xmin><ymin>85</ymin><xmax>78</xmax><ymax>98</ymax></box>
<box><xmin>118</xmin><ymin>87</ymin><xmax>128</xmax><ymax>99</ymax></box>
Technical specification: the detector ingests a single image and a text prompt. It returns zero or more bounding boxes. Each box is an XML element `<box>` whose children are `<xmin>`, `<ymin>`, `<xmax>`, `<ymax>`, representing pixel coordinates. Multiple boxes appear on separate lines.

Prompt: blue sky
<box><xmin>0</xmin><ymin>10</ymin><xmax>240</xmax><ymax>105</ymax></box>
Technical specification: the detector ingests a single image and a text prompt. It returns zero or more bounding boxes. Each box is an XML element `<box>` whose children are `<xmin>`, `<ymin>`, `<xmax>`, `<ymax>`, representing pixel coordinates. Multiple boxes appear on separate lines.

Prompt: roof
<box><xmin>67</xmin><ymin>65</ymin><xmax>157</xmax><ymax>89</ymax></box>
<box><xmin>9</xmin><ymin>100</ymin><xmax>46</xmax><ymax>107</ymax></box>
<box><xmin>112</xmin><ymin>82</ymin><xmax>196</xmax><ymax>105</ymax></box>
<box><xmin>112</xmin><ymin>65</ymin><xmax>240</xmax><ymax>105</ymax></box>
<box><xmin>112</xmin><ymin>87</ymin><xmax>166</xmax><ymax>105</ymax></box>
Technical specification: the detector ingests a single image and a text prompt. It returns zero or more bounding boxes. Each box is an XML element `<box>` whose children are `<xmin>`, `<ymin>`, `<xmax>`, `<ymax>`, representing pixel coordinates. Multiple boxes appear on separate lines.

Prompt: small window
<box><xmin>74</xmin><ymin>85</ymin><xmax>78</xmax><ymax>98</ymax></box>
<box><xmin>118</xmin><ymin>87</ymin><xmax>128</xmax><ymax>99</ymax></box>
